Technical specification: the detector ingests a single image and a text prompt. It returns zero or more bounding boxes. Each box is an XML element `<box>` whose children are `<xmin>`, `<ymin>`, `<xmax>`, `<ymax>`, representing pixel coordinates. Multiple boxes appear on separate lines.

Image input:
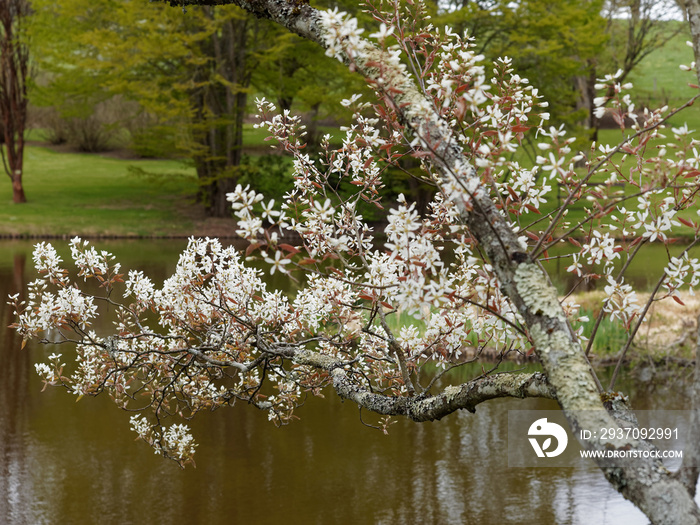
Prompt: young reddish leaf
<box><xmin>506</xmin><ymin>185</ymin><xmax>520</xmax><ymax>201</ymax></box>
<box><xmin>672</xmin><ymin>295</ymin><xmax>686</xmax><ymax>306</ymax></box>
<box><xmin>524</xmin><ymin>204</ymin><xmax>541</xmax><ymax>215</ymax></box>
<box><xmin>246</xmin><ymin>242</ymin><xmax>262</xmax><ymax>256</ymax></box>
<box><xmin>278</xmin><ymin>244</ymin><xmax>300</xmax><ymax>254</ymax></box>
<box><xmin>678</xmin><ymin>217</ymin><xmax>696</xmax><ymax>228</ymax></box>
<box><xmin>567</xmin><ymin>236</ymin><xmax>581</xmax><ymax>248</ymax></box>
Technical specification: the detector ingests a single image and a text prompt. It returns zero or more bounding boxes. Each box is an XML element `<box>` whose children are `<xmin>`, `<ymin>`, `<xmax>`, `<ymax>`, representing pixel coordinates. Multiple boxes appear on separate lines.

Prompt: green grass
<box><xmin>576</xmin><ymin>308</ymin><xmax>630</xmax><ymax>356</ymax></box>
<box><xmin>0</xmin><ymin>146</ymin><xmax>198</xmax><ymax>237</ymax></box>
<box><xmin>627</xmin><ymin>22</ymin><xmax>699</xmax><ymax>125</ymax></box>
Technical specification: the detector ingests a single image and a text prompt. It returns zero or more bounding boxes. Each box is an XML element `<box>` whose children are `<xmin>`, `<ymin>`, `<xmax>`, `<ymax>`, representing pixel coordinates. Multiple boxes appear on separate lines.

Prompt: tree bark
<box><xmin>689</xmin><ymin>0</ymin><xmax>700</xmax><ymax>85</ymax></box>
<box><xmin>12</xmin><ymin>172</ymin><xmax>25</xmax><ymax>203</ymax></box>
<box><xmin>0</xmin><ymin>0</ymin><xmax>29</xmax><ymax>204</ymax></box>
<box><xmin>677</xmin><ymin>0</ymin><xmax>700</xmax><ymax>496</ymax></box>
<box><xmin>191</xmin><ymin>8</ymin><xmax>251</xmax><ymax>217</ymax></box>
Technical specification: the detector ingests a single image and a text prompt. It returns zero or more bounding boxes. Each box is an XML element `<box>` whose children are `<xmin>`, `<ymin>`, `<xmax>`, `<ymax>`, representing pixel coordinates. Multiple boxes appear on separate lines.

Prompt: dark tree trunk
<box><xmin>191</xmin><ymin>8</ymin><xmax>251</xmax><ymax>217</ymax></box>
<box><xmin>0</xmin><ymin>0</ymin><xmax>30</xmax><ymax>204</ymax></box>
<box><xmin>12</xmin><ymin>172</ymin><xmax>25</xmax><ymax>203</ymax></box>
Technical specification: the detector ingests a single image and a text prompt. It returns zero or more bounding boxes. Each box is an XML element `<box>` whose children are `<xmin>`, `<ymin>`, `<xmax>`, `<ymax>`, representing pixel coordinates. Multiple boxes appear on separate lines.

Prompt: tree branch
<box><xmin>291</xmin><ymin>348</ymin><xmax>555</xmax><ymax>421</ymax></box>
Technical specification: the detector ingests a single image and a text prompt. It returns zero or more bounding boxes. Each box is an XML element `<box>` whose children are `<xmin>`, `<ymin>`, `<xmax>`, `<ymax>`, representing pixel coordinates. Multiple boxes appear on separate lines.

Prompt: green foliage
<box><xmin>28</xmin><ymin>0</ymin><xmax>367</xmax><ymax>214</ymax></box>
<box><xmin>235</xmin><ymin>155</ymin><xmax>294</xmax><ymax>201</ymax></box>
<box><xmin>29</xmin><ymin>0</ymin><xmax>196</xmax><ymax>152</ymax></box>
<box><xmin>577</xmin><ymin>307</ymin><xmax>630</xmax><ymax>356</ymax></box>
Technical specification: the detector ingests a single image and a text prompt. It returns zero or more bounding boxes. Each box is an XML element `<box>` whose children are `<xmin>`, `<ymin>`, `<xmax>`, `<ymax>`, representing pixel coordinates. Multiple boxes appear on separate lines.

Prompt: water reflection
<box><xmin>0</xmin><ymin>240</ymin><xmax>694</xmax><ymax>524</ymax></box>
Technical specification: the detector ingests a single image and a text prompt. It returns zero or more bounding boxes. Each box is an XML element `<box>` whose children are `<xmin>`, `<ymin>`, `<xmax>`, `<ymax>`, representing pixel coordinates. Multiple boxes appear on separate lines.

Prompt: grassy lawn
<box><xmin>626</xmin><ymin>21</ymin><xmax>699</xmax><ymax>127</ymax></box>
<box><xmin>0</xmin><ymin>146</ymin><xmax>198</xmax><ymax>237</ymax></box>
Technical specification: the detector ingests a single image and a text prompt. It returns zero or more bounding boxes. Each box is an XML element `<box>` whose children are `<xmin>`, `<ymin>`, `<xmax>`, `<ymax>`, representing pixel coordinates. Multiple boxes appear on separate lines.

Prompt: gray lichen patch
<box><xmin>514</xmin><ymin>263</ymin><xmax>565</xmax><ymax>321</ymax></box>
<box><xmin>443</xmin><ymin>384</ymin><xmax>462</xmax><ymax>398</ymax></box>
<box><xmin>530</xmin><ymin>324</ymin><xmax>609</xmax><ymax>419</ymax></box>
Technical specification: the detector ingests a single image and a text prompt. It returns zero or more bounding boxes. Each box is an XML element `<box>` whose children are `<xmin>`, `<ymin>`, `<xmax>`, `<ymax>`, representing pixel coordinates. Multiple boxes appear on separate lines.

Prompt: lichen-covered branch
<box><xmin>292</xmin><ymin>348</ymin><xmax>555</xmax><ymax>421</ymax></box>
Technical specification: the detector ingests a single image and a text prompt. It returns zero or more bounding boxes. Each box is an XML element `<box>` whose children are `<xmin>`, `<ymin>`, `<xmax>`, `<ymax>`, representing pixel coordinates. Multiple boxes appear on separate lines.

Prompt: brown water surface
<box><xmin>0</xmin><ymin>240</ymin><xmax>692</xmax><ymax>524</ymax></box>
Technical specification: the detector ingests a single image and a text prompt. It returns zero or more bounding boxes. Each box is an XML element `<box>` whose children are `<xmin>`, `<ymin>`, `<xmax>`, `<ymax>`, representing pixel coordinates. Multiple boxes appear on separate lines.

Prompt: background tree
<box><xmin>30</xmin><ymin>0</ymin><xmax>363</xmax><ymax>216</ymax></box>
<box><xmin>13</xmin><ymin>0</ymin><xmax>700</xmax><ymax>523</ymax></box>
<box><xmin>0</xmin><ymin>0</ymin><xmax>30</xmax><ymax>204</ymax></box>
<box><xmin>581</xmin><ymin>0</ymin><xmax>688</xmax><ymax>138</ymax></box>
<box><xmin>31</xmin><ymin>0</ymin><xmax>262</xmax><ymax>215</ymax></box>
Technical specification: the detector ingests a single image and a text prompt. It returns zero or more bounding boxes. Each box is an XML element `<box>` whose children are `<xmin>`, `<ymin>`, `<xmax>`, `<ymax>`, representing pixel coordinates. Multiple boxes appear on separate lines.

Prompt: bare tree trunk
<box><xmin>192</xmin><ymin>9</ymin><xmax>251</xmax><ymax>217</ymax></box>
<box><xmin>0</xmin><ymin>0</ymin><xmax>30</xmax><ymax>204</ymax></box>
<box><xmin>689</xmin><ymin>0</ymin><xmax>700</xmax><ymax>85</ymax></box>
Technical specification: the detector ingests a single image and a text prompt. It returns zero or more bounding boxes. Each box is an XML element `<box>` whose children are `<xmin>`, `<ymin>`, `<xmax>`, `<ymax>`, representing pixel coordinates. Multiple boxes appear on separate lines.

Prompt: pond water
<box><xmin>0</xmin><ymin>239</ymin><xmax>696</xmax><ymax>524</ymax></box>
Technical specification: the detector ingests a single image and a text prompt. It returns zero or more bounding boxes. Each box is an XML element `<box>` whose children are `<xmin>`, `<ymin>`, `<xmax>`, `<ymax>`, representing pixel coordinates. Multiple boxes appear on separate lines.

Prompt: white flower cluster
<box><xmin>293</xmin><ymin>275</ymin><xmax>355</xmax><ymax>335</ymax></box>
<box><xmin>129</xmin><ymin>416</ymin><xmax>197</xmax><ymax>464</ymax></box>
<box><xmin>427</xmin><ymin>28</ymin><xmax>488</xmax><ymax>110</ymax></box>
<box><xmin>124</xmin><ymin>270</ymin><xmax>155</xmax><ymax>311</ymax></box>
<box><xmin>318</xmin><ymin>8</ymin><xmax>367</xmax><ymax>62</ymax></box>
<box><xmin>637</xmin><ymin>196</ymin><xmax>681</xmax><ymax>243</ymax></box>
<box><xmin>17</xmin><ymin>276</ymin><xmax>98</xmax><ymax>337</ymax></box>
<box><xmin>70</xmin><ymin>237</ymin><xmax>121</xmax><ymax>280</ymax></box>
<box><xmin>227</xmin><ymin>183</ymin><xmax>266</xmax><ymax>240</ymax></box>
<box><xmin>664</xmin><ymin>253</ymin><xmax>700</xmax><ymax>297</ymax></box>
<box><xmin>592</xmin><ymin>69</ymin><xmax>634</xmax><ymax>120</ymax></box>
<box><xmin>603</xmin><ymin>277</ymin><xmax>640</xmax><ymax>325</ymax></box>
<box><xmin>34</xmin><ymin>352</ymin><xmax>64</xmax><ymax>387</ymax></box>
<box><xmin>497</xmin><ymin>163</ymin><xmax>550</xmax><ymax>211</ymax></box>
<box><xmin>33</xmin><ymin>242</ymin><xmax>66</xmax><ymax>284</ymax></box>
